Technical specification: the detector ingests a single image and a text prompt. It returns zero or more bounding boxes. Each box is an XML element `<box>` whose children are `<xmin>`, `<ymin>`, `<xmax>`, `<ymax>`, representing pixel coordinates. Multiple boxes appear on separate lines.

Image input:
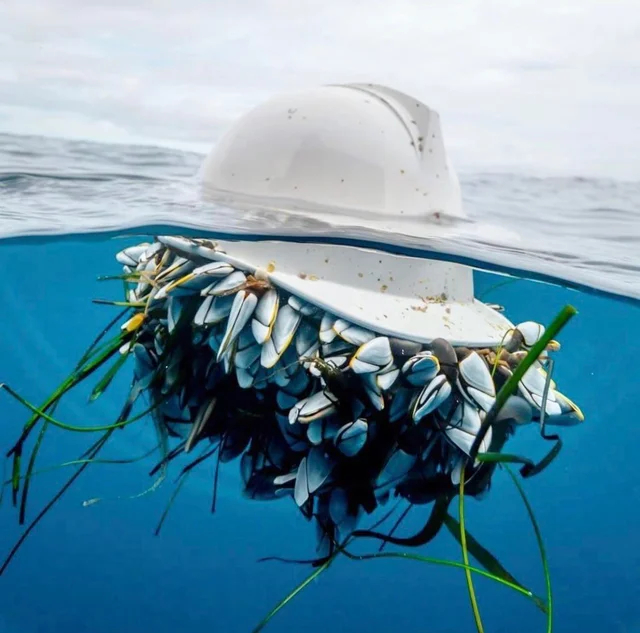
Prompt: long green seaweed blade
<box><xmin>18</xmin><ymin>422</ymin><xmax>49</xmax><ymax>524</ymax></box>
<box><xmin>0</xmin><ymin>459</ymin><xmax>6</xmax><ymax>506</ymax></box>
<box><xmin>76</xmin><ymin>307</ymin><xmax>131</xmax><ymax>369</ymax></box>
<box><xmin>93</xmin><ymin>299</ymin><xmax>146</xmax><ymax>308</ymax></box>
<box><xmin>443</xmin><ymin>514</ymin><xmax>547</xmax><ymax>613</ymax></box>
<box><xmin>13</xmin><ymin>396</ymin><xmax>62</xmax><ymax>511</ymax></box>
<box><xmin>11</xmin><ymin>335</ymin><xmax>136</xmax><ymax>519</ymax></box>
<box><xmin>470</xmin><ymin>305</ymin><xmax>577</xmax><ymax>462</ymax></box>
<box><xmin>8</xmin><ymin>330</ymin><xmax>129</xmax><ymax>453</ymax></box>
<box><xmin>18</xmin><ymin>385</ymin><xmax>70</xmax><ymax>523</ymax></box>
<box><xmin>154</xmin><ymin>470</ymin><xmax>191</xmax><ymax>536</ymax></box>
<box><xmin>0</xmin><ymin>429</ymin><xmax>114</xmax><ymax>575</ymax></box>
<box><xmin>1</xmin><ymin>384</ymin><xmax>140</xmax><ymax>574</ymax></box>
<box><xmin>252</xmin><ymin>552</ymin><xmax>338</xmax><ymax>633</ymax></box>
<box><xmin>89</xmin><ymin>351</ymin><xmax>130</xmax><ymax>402</ymax></box>
<box><xmin>506</xmin><ymin>465</ymin><xmax>553</xmax><ymax>633</ymax></box>
<box><xmin>7</xmin><ymin>330</ymin><xmax>131</xmax><ymax>503</ymax></box>
<box><xmin>459</xmin><ymin>467</ymin><xmax>485</xmax><ymax>633</ymax></box>
<box><xmin>1</xmin><ymin>384</ymin><xmax>160</xmax><ymax>433</ymax></box>
<box><xmin>478</xmin><ymin>277</ymin><xmax>522</xmax><ymax>301</ymax></box>
<box><xmin>338</xmin><ymin>547</ymin><xmax>541</xmax><ymax>607</ymax></box>
<box><xmin>477</xmin><ymin>452</ymin><xmax>537</xmax><ymax>466</ymax></box>
<box><xmin>10</xmin><ymin>456</ymin><xmax>20</xmax><ymax>506</ymax></box>
<box><xmin>476</xmin><ymin>444</ymin><xmax>563</xmax><ymax>479</ymax></box>
<box><xmin>1</xmin><ymin>446</ymin><xmax>158</xmax><ymax>491</ymax></box>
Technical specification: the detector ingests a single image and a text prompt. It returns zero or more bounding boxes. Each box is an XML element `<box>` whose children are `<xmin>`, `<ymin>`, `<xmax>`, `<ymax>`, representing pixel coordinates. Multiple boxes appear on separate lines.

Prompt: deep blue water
<box><xmin>1</xmin><ymin>234</ymin><xmax>639</xmax><ymax>633</ymax></box>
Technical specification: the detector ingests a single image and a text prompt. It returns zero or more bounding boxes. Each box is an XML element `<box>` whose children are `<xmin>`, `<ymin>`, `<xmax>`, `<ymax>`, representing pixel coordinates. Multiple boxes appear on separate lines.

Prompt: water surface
<box><xmin>2</xmin><ymin>132</ymin><xmax>639</xmax><ymax>302</ymax></box>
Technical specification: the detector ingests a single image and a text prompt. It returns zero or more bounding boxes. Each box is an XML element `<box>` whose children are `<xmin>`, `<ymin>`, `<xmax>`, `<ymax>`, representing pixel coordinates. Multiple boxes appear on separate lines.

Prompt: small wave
<box><xmin>0</xmin><ymin>171</ymin><xmax>162</xmax><ymax>185</ymax></box>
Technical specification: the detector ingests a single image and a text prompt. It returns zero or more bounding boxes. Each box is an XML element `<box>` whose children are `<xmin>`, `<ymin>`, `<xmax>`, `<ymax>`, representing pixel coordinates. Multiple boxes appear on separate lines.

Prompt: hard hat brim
<box><xmin>158</xmin><ymin>236</ymin><xmax>514</xmax><ymax>347</ymax></box>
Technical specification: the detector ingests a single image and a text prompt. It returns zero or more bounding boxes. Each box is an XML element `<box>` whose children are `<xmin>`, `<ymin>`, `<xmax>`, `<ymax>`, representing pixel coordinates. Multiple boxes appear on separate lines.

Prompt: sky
<box><xmin>1</xmin><ymin>0</ymin><xmax>640</xmax><ymax>179</ymax></box>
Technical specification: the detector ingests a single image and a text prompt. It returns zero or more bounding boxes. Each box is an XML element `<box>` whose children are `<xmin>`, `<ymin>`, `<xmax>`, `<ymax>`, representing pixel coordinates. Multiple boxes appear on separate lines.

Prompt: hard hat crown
<box><xmin>200</xmin><ymin>83</ymin><xmax>465</xmax><ymax>223</ymax></box>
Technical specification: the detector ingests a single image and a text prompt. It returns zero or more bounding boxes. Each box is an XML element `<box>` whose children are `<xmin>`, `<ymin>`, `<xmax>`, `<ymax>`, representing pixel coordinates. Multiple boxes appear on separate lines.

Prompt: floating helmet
<box><xmin>194</xmin><ymin>82</ymin><xmax>514</xmax><ymax>346</ymax></box>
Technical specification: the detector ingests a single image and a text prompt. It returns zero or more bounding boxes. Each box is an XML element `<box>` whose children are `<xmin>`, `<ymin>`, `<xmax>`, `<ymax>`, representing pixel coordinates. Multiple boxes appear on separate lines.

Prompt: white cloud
<box><xmin>1</xmin><ymin>0</ymin><xmax>639</xmax><ymax>178</ymax></box>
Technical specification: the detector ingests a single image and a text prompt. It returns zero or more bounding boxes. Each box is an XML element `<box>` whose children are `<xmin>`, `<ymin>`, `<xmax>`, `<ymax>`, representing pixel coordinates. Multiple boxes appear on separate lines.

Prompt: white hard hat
<box><xmin>201</xmin><ymin>82</ymin><xmax>466</xmax><ymax>228</ymax></box>
<box><xmin>195</xmin><ymin>82</ymin><xmax>514</xmax><ymax>346</ymax></box>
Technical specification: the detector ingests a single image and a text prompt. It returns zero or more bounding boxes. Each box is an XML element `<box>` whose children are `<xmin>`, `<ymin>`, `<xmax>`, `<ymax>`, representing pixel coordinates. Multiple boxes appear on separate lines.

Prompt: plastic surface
<box><xmin>200</xmin><ymin>83</ymin><xmax>465</xmax><ymax>229</ymax></box>
<box><xmin>159</xmin><ymin>236</ymin><xmax>514</xmax><ymax>346</ymax></box>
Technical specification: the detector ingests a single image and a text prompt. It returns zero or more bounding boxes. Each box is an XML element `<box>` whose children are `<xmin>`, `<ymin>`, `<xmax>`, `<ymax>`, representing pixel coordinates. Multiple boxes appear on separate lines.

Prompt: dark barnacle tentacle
<box><xmin>350</xmin><ymin>494</ymin><xmax>453</xmax><ymax>547</ymax></box>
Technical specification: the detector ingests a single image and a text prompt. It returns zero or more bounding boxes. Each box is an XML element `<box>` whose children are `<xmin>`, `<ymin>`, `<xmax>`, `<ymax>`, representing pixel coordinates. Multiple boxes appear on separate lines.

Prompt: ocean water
<box><xmin>2</xmin><ymin>132</ymin><xmax>640</xmax><ymax>303</ymax></box>
<box><xmin>0</xmin><ymin>133</ymin><xmax>639</xmax><ymax>633</ymax></box>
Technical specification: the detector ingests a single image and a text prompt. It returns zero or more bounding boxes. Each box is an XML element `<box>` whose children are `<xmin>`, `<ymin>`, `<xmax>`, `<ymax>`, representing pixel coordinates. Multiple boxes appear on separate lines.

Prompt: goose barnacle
<box><xmin>217</xmin><ymin>290</ymin><xmax>258</xmax><ymax>360</ymax></box>
<box><xmin>456</xmin><ymin>350</ymin><xmax>496</xmax><ymax>413</ymax></box>
<box><xmin>545</xmin><ymin>390</ymin><xmax>585</xmax><ymax>426</ymax></box>
<box><xmin>319</xmin><ymin>312</ymin><xmax>339</xmax><ymax>343</ymax></box>
<box><xmin>201</xmin><ymin>270</ymin><xmax>247</xmax><ymax>297</ymax></box>
<box><xmin>334</xmin><ymin>419</ymin><xmax>369</xmax><ymax>457</ymax></box>
<box><xmin>294</xmin><ymin>448</ymin><xmax>334</xmax><ymax>507</ymax></box>
<box><xmin>289</xmin><ymin>390</ymin><xmax>338</xmax><ymax>425</ymax></box>
<box><xmin>332</xmin><ymin>319</ymin><xmax>376</xmax><ymax>346</ymax></box>
<box><xmin>349</xmin><ymin>337</ymin><xmax>393</xmax><ymax>374</ymax></box>
<box><xmin>251</xmin><ymin>288</ymin><xmax>279</xmax><ymax>344</ymax></box>
<box><xmin>155</xmin><ymin>255</ymin><xmax>197</xmax><ymax>285</ymax></box>
<box><xmin>261</xmin><ymin>304</ymin><xmax>301</xmax><ymax>369</ymax></box>
<box><xmin>194</xmin><ymin>294</ymin><xmax>235</xmax><ymax>327</ymax></box>
<box><xmin>412</xmin><ymin>374</ymin><xmax>453</xmax><ymax>423</ymax></box>
<box><xmin>156</xmin><ymin>261</ymin><xmax>236</xmax><ymax>299</ymax></box>
<box><xmin>374</xmin><ymin>446</ymin><xmax>418</xmax><ymax>496</ymax></box>
<box><xmin>518</xmin><ymin>365</ymin><xmax>563</xmax><ymax>417</ymax></box>
<box><xmin>288</xmin><ymin>294</ymin><xmax>320</xmax><ymax>317</ymax></box>
<box><xmin>116</xmin><ymin>242</ymin><xmax>150</xmax><ymax>268</ymax></box>
<box><xmin>402</xmin><ymin>351</ymin><xmax>440</xmax><ymax>386</ymax></box>
<box><xmin>438</xmin><ymin>398</ymin><xmax>492</xmax><ymax>469</ymax></box>
<box><xmin>504</xmin><ymin>320</ymin><xmax>561</xmax><ymax>354</ymax></box>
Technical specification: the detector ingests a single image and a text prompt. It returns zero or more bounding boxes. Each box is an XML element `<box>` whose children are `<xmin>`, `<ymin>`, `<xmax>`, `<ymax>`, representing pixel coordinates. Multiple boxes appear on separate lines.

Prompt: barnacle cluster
<box><xmin>115</xmin><ymin>236</ymin><xmax>583</xmax><ymax>555</ymax></box>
